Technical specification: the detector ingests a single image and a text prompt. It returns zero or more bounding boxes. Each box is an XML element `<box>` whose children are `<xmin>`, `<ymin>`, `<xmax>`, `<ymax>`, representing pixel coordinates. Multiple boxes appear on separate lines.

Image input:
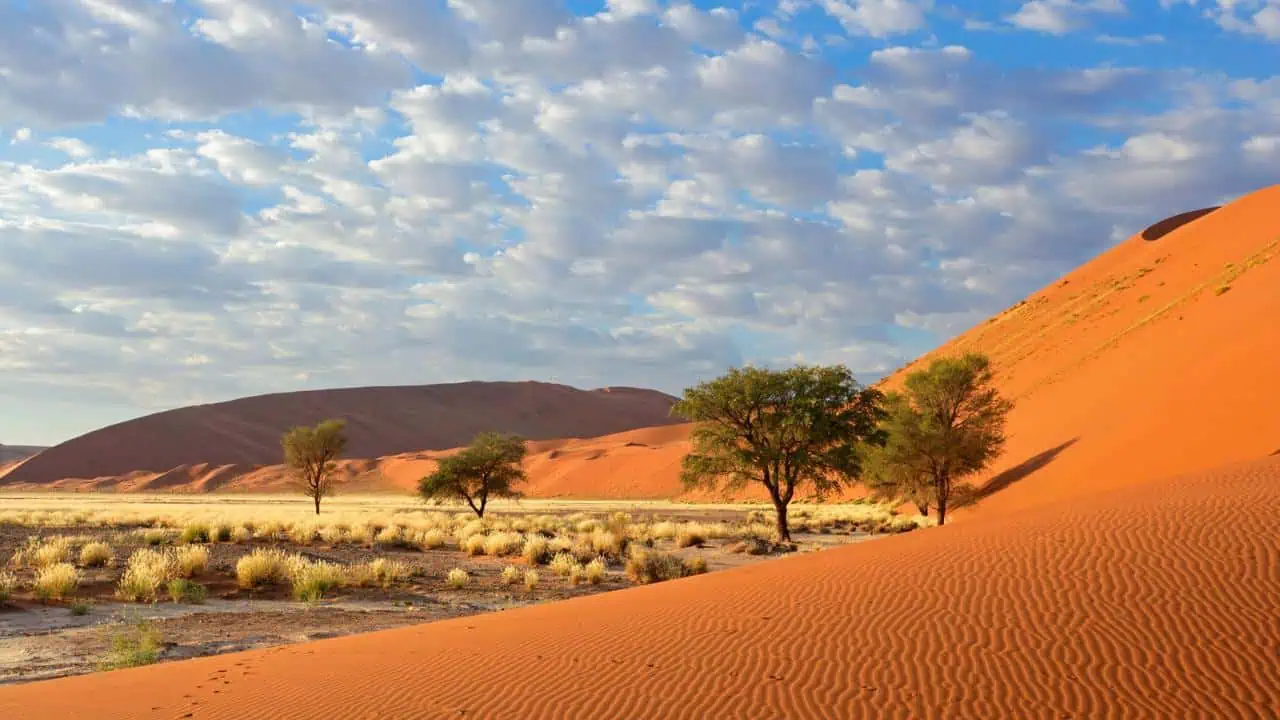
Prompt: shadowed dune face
<box><xmin>2</xmin><ymin>455</ymin><xmax>1275</xmax><ymax>719</ymax></box>
<box><xmin>0</xmin><ymin>382</ymin><xmax>680</xmax><ymax>488</ymax></box>
<box><xmin>0</xmin><ymin>444</ymin><xmax>45</xmax><ymax>464</ymax></box>
<box><xmin>1141</xmin><ymin>206</ymin><xmax>1220</xmax><ymax>241</ymax></box>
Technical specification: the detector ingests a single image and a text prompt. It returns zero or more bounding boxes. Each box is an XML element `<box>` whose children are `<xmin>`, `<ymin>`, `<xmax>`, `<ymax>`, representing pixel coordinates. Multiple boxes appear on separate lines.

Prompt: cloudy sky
<box><xmin>1</xmin><ymin>0</ymin><xmax>1277</xmax><ymax>445</ymax></box>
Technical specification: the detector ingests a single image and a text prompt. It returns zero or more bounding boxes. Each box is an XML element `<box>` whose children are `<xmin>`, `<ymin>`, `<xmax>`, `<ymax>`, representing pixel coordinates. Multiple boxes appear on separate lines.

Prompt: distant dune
<box><xmin>0</xmin><ymin>382</ymin><xmax>680</xmax><ymax>489</ymax></box>
<box><xmin>4</xmin><ymin>453</ymin><xmax>1275</xmax><ymax>718</ymax></box>
<box><xmin>0</xmin><ymin>444</ymin><xmax>45</xmax><ymax>464</ymax></box>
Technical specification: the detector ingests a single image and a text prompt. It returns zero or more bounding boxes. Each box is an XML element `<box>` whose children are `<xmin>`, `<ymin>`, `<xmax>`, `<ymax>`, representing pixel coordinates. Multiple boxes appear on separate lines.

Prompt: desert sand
<box><xmin>2</xmin><ymin>453</ymin><xmax>1275</xmax><ymax>718</ymax></box>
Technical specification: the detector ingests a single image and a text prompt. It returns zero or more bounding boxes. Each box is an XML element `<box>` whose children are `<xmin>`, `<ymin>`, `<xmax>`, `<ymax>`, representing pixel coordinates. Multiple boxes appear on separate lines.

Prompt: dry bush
<box><xmin>288</xmin><ymin>523</ymin><xmax>319</xmax><ymax>546</ymax></box>
<box><xmin>649</xmin><ymin>521</ymin><xmax>677</xmax><ymax>541</ymax></box>
<box><xmin>141</xmin><ymin>529</ymin><xmax>169</xmax><ymax>546</ymax></box>
<box><xmin>235</xmin><ymin>548</ymin><xmax>293</xmax><ymax>589</ymax></box>
<box><xmin>348</xmin><ymin>522</ymin><xmax>377</xmax><ymax>546</ymax></box>
<box><xmin>446</xmin><ymin>568</ymin><xmax>469</xmax><ymax>589</ymax></box>
<box><xmin>290</xmin><ymin>561</ymin><xmax>344</xmax><ymax>601</ymax></box>
<box><xmin>455</xmin><ymin>519</ymin><xmax>487</xmax><ymax>545</ymax></box>
<box><xmin>212</xmin><ymin>523</ymin><xmax>234</xmax><ymax>542</ymax></box>
<box><xmin>522</xmin><ymin>535</ymin><xmax>551</xmax><ymax>565</ymax></box>
<box><xmin>346</xmin><ymin>558</ymin><xmax>413</xmax><ymax>589</ymax></box>
<box><xmin>522</xmin><ymin>569</ymin><xmax>539</xmax><ymax>591</ymax></box>
<box><xmin>625</xmin><ymin>548</ymin><xmax>704</xmax><ymax>585</ymax></box>
<box><xmin>117</xmin><ymin>548</ymin><xmax>179</xmax><ymax>602</ymax></box>
<box><xmin>549</xmin><ymin>552</ymin><xmax>578</xmax><ymax>577</ymax></box>
<box><xmin>483</xmin><ymin>532</ymin><xmax>524</xmax><ymax>557</ymax></box>
<box><xmin>568</xmin><ymin>562</ymin><xmax>586</xmax><ymax>586</ymax></box>
<box><xmin>98</xmin><ymin>619</ymin><xmax>162</xmax><ymax>671</ymax></box>
<box><xmin>0</xmin><ymin>571</ymin><xmax>16</xmax><ymax>602</ymax></box>
<box><xmin>500</xmin><ymin>565</ymin><xmax>522</xmax><ymax>585</ymax></box>
<box><xmin>34</xmin><ymin>563</ymin><xmax>81</xmax><ymax>601</ymax></box>
<box><xmin>319</xmin><ymin>525</ymin><xmax>347</xmax><ymax>545</ymax></box>
<box><xmin>463</xmin><ymin>534</ymin><xmax>487</xmax><ymax>556</ymax></box>
<box><xmin>417</xmin><ymin>528</ymin><xmax>447</xmax><ymax>550</ymax></box>
<box><xmin>173</xmin><ymin>546</ymin><xmax>209</xmax><ymax>577</ymax></box>
<box><xmin>178</xmin><ymin>523</ymin><xmax>210</xmax><ymax>544</ymax></box>
<box><xmin>675</xmin><ymin>524</ymin><xmax>707</xmax><ymax>549</ymax></box>
<box><xmin>230</xmin><ymin>525</ymin><xmax>253</xmax><ymax>543</ymax></box>
<box><xmin>584</xmin><ymin>558</ymin><xmax>607</xmax><ymax>585</ymax></box>
<box><xmin>79</xmin><ymin>542</ymin><xmax>113</xmax><ymax>568</ymax></box>
<box><xmin>586</xmin><ymin>530</ymin><xmax>626</xmax><ymax>562</ymax></box>
<box><xmin>374</xmin><ymin>525</ymin><xmax>406</xmax><ymax>548</ymax></box>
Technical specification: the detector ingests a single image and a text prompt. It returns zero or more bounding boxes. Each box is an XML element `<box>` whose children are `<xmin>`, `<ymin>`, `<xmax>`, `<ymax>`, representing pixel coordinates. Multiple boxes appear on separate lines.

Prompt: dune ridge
<box><xmin>0</xmin><ymin>382</ymin><xmax>680</xmax><ymax>489</ymax></box>
<box><xmin>2</xmin><ymin>453</ymin><xmax>1276</xmax><ymax>718</ymax></box>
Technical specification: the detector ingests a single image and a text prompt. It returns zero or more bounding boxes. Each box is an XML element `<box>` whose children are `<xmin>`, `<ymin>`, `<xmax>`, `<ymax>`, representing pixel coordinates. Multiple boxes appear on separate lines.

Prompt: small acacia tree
<box><xmin>672</xmin><ymin>364</ymin><xmax>886</xmax><ymax>543</ymax></box>
<box><xmin>865</xmin><ymin>353</ymin><xmax>1012</xmax><ymax>525</ymax></box>
<box><xmin>282</xmin><ymin>418</ymin><xmax>349</xmax><ymax>515</ymax></box>
<box><xmin>418</xmin><ymin>432</ymin><xmax>527</xmax><ymax>518</ymax></box>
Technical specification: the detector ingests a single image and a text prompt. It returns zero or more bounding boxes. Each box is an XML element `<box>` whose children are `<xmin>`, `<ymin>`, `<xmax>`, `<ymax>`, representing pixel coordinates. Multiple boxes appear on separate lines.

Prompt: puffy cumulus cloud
<box><xmin>1164</xmin><ymin>0</ymin><xmax>1280</xmax><ymax>40</ymax></box>
<box><xmin>0</xmin><ymin>0</ymin><xmax>1274</xmax><ymax>441</ymax></box>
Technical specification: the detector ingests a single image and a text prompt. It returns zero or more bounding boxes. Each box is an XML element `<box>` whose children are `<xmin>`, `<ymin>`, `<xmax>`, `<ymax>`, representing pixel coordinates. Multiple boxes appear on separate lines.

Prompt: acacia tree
<box><xmin>865</xmin><ymin>353</ymin><xmax>1012</xmax><ymax>526</ymax></box>
<box><xmin>671</xmin><ymin>365</ymin><xmax>886</xmax><ymax>543</ymax></box>
<box><xmin>281</xmin><ymin>418</ymin><xmax>349</xmax><ymax>515</ymax></box>
<box><xmin>418</xmin><ymin>432</ymin><xmax>527</xmax><ymax>518</ymax></box>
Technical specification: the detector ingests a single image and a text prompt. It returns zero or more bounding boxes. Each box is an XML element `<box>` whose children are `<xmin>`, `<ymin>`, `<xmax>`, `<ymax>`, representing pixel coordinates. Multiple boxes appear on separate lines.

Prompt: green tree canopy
<box><xmin>281</xmin><ymin>418</ymin><xmax>348</xmax><ymax>515</ymax></box>
<box><xmin>671</xmin><ymin>364</ymin><xmax>886</xmax><ymax>542</ymax></box>
<box><xmin>865</xmin><ymin>353</ymin><xmax>1012</xmax><ymax>525</ymax></box>
<box><xmin>418</xmin><ymin>432</ymin><xmax>527</xmax><ymax>518</ymax></box>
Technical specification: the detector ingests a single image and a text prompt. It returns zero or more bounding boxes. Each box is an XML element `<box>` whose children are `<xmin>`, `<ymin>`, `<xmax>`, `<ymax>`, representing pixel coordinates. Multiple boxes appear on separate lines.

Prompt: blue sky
<box><xmin>0</xmin><ymin>0</ymin><xmax>1278</xmax><ymax>445</ymax></box>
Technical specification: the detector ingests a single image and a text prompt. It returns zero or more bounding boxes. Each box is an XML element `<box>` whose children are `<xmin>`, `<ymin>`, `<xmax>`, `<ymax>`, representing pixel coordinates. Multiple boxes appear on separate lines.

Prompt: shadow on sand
<box><xmin>1140</xmin><ymin>207</ymin><xmax>1219</xmax><ymax>242</ymax></box>
<box><xmin>970</xmin><ymin>438</ymin><xmax>1080</xmax><ymax>503</ymax></box>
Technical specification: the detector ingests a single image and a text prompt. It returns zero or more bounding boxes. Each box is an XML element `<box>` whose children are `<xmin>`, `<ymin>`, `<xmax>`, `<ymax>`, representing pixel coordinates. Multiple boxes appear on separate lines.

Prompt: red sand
<box><xmin>2</xmin><ymin>454</ymin><xmax>1275</xmax><ymax>718</ymax></box>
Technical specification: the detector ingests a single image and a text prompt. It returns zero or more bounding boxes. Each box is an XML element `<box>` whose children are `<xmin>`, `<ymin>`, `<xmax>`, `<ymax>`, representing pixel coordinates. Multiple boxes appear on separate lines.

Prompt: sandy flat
<box><xmin>2</xmin><ymin>454</ymin><xmax>1276</xmax><ymax>719</ymax></box>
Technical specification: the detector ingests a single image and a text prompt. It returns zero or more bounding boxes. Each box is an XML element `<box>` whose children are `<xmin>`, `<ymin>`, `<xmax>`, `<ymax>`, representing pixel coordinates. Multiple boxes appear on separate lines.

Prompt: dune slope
<box><xmin>0</xmin><ymin>382</ymin><xmax>680</xmax><ymax>488</ymax></box>
<box><xmin>3</xmin><ymin>454</ymin><xmax>1276</xmax><ymax>718</ymax></box>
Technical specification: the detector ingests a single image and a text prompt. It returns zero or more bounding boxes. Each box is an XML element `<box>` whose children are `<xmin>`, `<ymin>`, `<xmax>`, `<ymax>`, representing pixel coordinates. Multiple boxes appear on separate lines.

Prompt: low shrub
<box><xmin>625</xmin><ymin>548</ymin><xmax>704</xmax><ymax>585</ymax></box>
<box><xmin>549</xmin><ymin>552</ymin><xmax>577</xmax><ymax>577</ymax></box>
<box><xmin>319</xmin><ymin>525</ymin><xmax>347</xmax><ymax>545</ymax></box>
<box><xmin>523</xmin><ymin>569</ymin><xmax>539</xmax><ymax>591</ymax></box>
<box><xmin>166</xmin><ymin>578</ymin><xmax>207</xmax><ymax>604</ymax></box>
<box><xmin>463</xmin><ymin>534</ymin><xmax>487</xmax><ymax>556</ymax></box>
<box><xmin>178</xmin><ymin>523</ymin><xmax>210</xmax><ymax>544</ymax></box>
<box><xmin>675</xmin><ymin>526</ymin><xmax>707</xmax><ymax>549</ymax></box>
<box><xmin>173</xmin><ymin>546</ymin><xmax>209</xmax><ymax>578</ymax></box>
<box><xmin>484</xmin><ymin>532</ymin><xmax>524</xmax><ymax>557</ymax></box>
<box><xmin>98</xmin><ymin>619</ymin><xmax>161</xmax><ymax>671</ymax></box>
<box><xmin>32</xmin><ymin>537</ymin><xmax>74</xmax><ymax>569</ymax></box>
<box><xmin>34</xmin><ymin>563</ymin><xmax>81</xmax><ymax>601</ymax></box>
<box><xmin>212</xmin><ymin>523</ymin><xmax>234</xmax><ymax>542</ymax></box>
<box><xmin>79</xmin><ymin>542</ymin><xmax>113</xmax><ymax>568</ymax></box>
<box><xmin>522</xmin><ymin>536</ymin><xmax>551</xmax><ymax>565</ymax></box>
<box><xmin>0</xmin><ymin>571</ymin><xmax>16</xmax><ymax>602</ymax></box>
<box><xmin>117</xmin><ymin>548</ymin><xmax>179</xmax><ymax>602</ymax></box>
<box><xmin>235</xmin><ymin>548</ymin><xmax>292</xmax><ymax>589</ymax></box>
<box><xmin>584</xmin><ymin>558</ymin><xmax>607</xmax><ymax>585</ymax></box>
<box><xmin>141</xmin><ymin>529</ymin><xmax>168</xmax><ymax>546</ymax></box>
<box><xmin>500</xmin><ymin>565</ymin><xmax>522</xmax><ymax>585</ymax></box>
<box><xmin>290</xmin><ymin>561</ymin><xmax>344</xmax><ymax>602</ymax></box>
<box><xmin>418</xmin><ymin>528</ymin><xmax>447</xmax><ymax>550</ymax></box>
<box><xmin>230</xmin><ymin>526</ymin><xmax>253</xmax><ymax>543</ymax></box>
<box><xmin>69</xmin><ymin>599</ymin><xmax>93</xmax><ymax>616</ymax></box>
<box><xmin>446</xmin><ymin>568</ymin><xmax>469</xmax><ymax>589</ymax></box>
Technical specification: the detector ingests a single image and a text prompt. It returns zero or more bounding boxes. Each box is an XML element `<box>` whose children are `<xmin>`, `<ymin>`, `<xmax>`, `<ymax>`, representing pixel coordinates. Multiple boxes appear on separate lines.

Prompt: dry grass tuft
<box><xmin>625</xmin><ymin>548</ymin><xmax>704</xmax><ymax>585</ymax></box>
<box><xmin>0</xmin><ymin>572</ymin><xmax>16</xmax><ymax>602</ymax></box>
<box><xmin>34</xmin><ymin>563</ymin><xmax>81</xmax><ymax>601</ymax></box>
<box><xmin>166</xmin><ymin>578</ymin><xmax>207</xmax><ymax>604</ymax></box>
<box><xmin>584</xmin><ymin>557</ymin><xmax>607</xmax><ymax>585</ymax></box>
<box><xmin>446</xmin><ymin>567</ymin><xmax>469</xmax><ymax>589</ymax></box>
<box><xmin>463</xmin><ymin>533</ymin><xmax>487</xmax><ymax>556</ymax></box>
<box><xmin>117</xmin><ymin>548</ymin><xmax>180</xmax><ymax>602</ymax></box>
<box><xmin>79</xmin><ymin>542</ymin><xmax>113</xmax><ymax>568</ymax></box>
<box><xmin>235</xmin><ymin>548</ymin><xmax>293</xmax><ymax>589</ymax></box>
<box><xmin>523</xmin><ymin>568</ymin><xmax>539</xmax><ymax>591</ymax></box>
<box><xmin>173</xmin><ymin>545</ymin><xmax>209</xmax><ymax>578</ymax></box>
<box><xmin>231</xmin><ymin>526</ymin><xmax>253</xmax><ymax>543</ymax></box>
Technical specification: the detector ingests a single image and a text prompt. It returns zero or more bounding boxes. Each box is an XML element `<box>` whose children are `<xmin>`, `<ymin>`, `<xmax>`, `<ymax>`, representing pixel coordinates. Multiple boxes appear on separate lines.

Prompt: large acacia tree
<box><xmin>418</xmin><ymin>432</ymin><xmax>527</xmax><ymax>518</ymax></box>
<box><xmin>281</xmin><ymin>418</ymin><xmax>349</xmax><ymax>515</ymax></box>
<box><xmin>865</xmin><ymin>353</ymin><xmax>1012</xmax><ymax>525</ymax></box>
<box><xmin>672</xmin><ymin>364</ymin><xmax>886</xmax><ymax>542</ymax></box>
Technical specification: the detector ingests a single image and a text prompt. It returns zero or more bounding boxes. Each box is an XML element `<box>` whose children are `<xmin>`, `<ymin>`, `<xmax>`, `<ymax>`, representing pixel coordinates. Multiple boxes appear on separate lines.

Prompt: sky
<box><xmin>1</xmin><ymin>0</ymin><xmax>1278</xmax><ymax>446</ymax></box>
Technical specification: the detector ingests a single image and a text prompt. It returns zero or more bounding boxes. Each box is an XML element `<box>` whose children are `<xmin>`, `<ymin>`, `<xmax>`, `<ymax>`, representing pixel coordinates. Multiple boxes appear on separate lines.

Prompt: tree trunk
<box><xmin>936</xmin><ymin>473</ymin><xmax>949</xmax><ymax>526</ymax></box>
<box><xmin>773</xmin><ymin>498</ymin><xmax>792</xmax><ymax>543</ymax></box>
<box><xmin>314</xmin><ymin>494</ymin><xmax>321</xmax><ymax>515</ymax></box>
<box><xmin>918</xmin><ymin>502</ymin><xmax>930</xmax><ymax>517</ymax></box>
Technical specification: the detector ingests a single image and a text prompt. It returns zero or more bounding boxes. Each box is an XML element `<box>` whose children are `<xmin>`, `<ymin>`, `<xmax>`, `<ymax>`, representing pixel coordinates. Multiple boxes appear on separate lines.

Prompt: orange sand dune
<box><xmin>3</xmin><ymin>454</ymin><xmax>1276</xmax><ymax>718</ymax></box>
<box><xmin>0</xmin><ymin>382</ymin><xmax>680</xmax><ymax>489</ymax></box>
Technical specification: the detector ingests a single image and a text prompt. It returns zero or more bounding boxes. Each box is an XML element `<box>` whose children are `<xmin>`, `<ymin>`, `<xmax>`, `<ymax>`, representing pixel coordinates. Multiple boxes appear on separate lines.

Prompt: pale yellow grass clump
<box><xmin>625</xmin><ymin>547</ymin><xmax>706</xmax><ymax>585</ymax></box>
<box><xmin>79</xmin><ymin>542</ymin><xmax>113</xmax><ymax>568</ymax></box>
<box><xmin>483</xmin><ymin>532</ymin><xmax>524</xmax><ymax>557</ymax></box>
<box><xmin>500</xmin><ymin>565</ymin><xmax>522</xmax><ymax>585</ymax></box>
<box><xmin>230</xmin><ymin>526</ymin><xmax>253</xmax><ymax>543</ymax></box>
<box><xmin>117</xmin><ymin>548</ymin><xmax>180</xmax><ymax>602</ymax></box>
<box><xmin>319</xmin><ymin>525</ymin><xmax>347</xmax><ymax>545</ymax></box>
<box><xmin>649</xmin><ymin>521</ymin><xmax>678</xmax><ymax>541</ymax></box>
<box><xmin>522</xmin><ymin>536</ymin><xmax>551</xmax><ymax>565</ymax></box>
<box><xmin>140</xmin><ymin>529</ymin><xmax>169</xmax><ymax>546</ymax></box>
<box><xmin>0</xmin><ymin>571</ymin><xmax>16</xmax><ymax>601</ymax></box>
<box><xmin>585</xmin><ymin>530</ymin><xmax>626</xmax><ymax>562</ymax></box>
<box><xmin>417</xmin><ymin>528</ymin><xmax>447</xmax><ymax>550</ymax></box>
<box><xmin>346</xmin><ymin>558</ymin><xmax>413</xmax><ymax>589</ymax></box>
<box><xmin>583</xmin><ymin>558</ymin><xmax>607</xmax><ymax>585</ymax></box>
<box><xmin>290</xmin><ymin>560</ymin><xmax>345</xmax><ymax>601</ymax></box>
<box><xmin>549</xmin><ymin>552</ymin><xmax>577</xmax><ymax>578</ymax></box>
<box><xmin>235</xmin><ymin>548</ymin><xmax>293</xmax><ymax>589</ymax></box>
<box><xmin>446</xmin><ymin>568</ymin><xmax>469</xmax><ymax>589</ymax></box>
<box><xmin>173</xmin><ymin>546</ymin><xmax>209</xmax><ymax>578</ymax></box>
<box><xmin>34</xmin><ymin>563</ymin><xmax>81</xmax><ymax>601</ymax></box>
<box><xmin>287</xmin><ymin>523</ymin><xmax>319</xmax><ymax>546</ymax></box>
<box><xmin>463</xmin><ymin>534</ymin><xmax>487</xmax><ymax>557</ymax></box>
<box><xmin>675</xmin><ymin>523</ymin><xmax>708</xmax><ymax>548</ymax></box>
<box><xmin>523</xmin><ymin>569</ymin><xmax>539</xmax><ymax>591</ymax></box>
<box><xmin>374</xmin><ymin>525</ymin><xmax>406</xmax><ymax>548</ymax></box>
